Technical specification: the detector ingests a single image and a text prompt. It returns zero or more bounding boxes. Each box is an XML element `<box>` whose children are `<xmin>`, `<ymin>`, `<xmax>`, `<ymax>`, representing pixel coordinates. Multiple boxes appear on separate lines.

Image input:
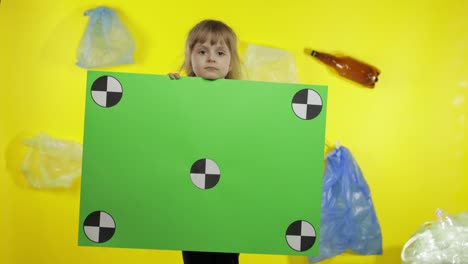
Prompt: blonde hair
<box><xmin>181</xmin><ymin>19</ymin><xmax>242</xmax><ymax>80</ymax></box>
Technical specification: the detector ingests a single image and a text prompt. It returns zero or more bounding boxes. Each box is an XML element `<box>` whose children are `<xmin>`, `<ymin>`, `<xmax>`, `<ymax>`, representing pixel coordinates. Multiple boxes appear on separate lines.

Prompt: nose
<box><xmin>207</xmin><ymin>52</ymin><xmax>216</xmax><ymax>62</ymax></box>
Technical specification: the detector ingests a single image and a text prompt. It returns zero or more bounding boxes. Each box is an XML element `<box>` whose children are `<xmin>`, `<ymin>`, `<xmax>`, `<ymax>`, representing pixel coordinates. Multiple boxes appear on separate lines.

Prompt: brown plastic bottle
<box><xmin>305</xmin><ymin>49</ymin><xmax>380</xmax><ymax>88</ymax></box>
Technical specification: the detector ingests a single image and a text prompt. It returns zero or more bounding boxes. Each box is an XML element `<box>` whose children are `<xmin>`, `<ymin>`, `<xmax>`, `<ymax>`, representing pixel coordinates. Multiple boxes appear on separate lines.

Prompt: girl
<box><xmin>168</xmin><ymin>19</ymin><xmax>241</xmax><ymax>80</ymax></box>
<box><xmin>168</xmin><ymin>19</ymin><xmax>242</xmax><ymax>264</ymax></box>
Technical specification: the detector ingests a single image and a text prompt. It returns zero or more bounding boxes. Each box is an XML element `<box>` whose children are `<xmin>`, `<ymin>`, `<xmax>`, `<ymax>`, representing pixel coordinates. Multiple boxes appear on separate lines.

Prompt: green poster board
<box><xmin>78</xmin><ymin>71</ymin><xmax>328</xmax><ymax>256</ymax></box>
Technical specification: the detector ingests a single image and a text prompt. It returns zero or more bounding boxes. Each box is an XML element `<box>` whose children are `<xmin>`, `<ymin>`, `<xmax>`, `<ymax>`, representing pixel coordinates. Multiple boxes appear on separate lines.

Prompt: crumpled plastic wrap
<box><xmin>401</xmin><ymin>209</ymin><xmax>468</xmax><ymax>264</ymax></box>
<box><xmin>309</xmin><ymin>145</ymin><xmax>382</xmax><ymax>263</ymax></box>
<box><xmin>21</xmin><ymin>132</ymin><xmax>83</xmax><ymax>189</ymax></box>
<box><xmin>242</xmin><ymin>44</ymin><xmax>300</xmax><ymax>83</ymax></box>
<box><xmin>76</xmin><ymin>6</ymin><xmax>135</xmax><ymax>68</ymax></box>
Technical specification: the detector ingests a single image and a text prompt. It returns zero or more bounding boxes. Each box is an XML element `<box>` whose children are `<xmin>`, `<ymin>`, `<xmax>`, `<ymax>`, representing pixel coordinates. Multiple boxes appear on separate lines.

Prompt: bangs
<box><xmin>195</xmin><ymin>31</ymin><xmax>228</xmax><ymax>45</ymax></box>
<box><xmin>188</xmin><ymin>26</ymin><xmax>234</xmax><ymax>49</ymax></box>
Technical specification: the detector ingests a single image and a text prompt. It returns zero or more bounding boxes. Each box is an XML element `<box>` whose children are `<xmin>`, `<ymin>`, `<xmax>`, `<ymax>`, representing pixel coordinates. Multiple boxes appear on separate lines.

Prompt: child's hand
<box><xmin>168</xmin><ymin>73</ymin><xmax>180</xmax><ymax>80</ymax></box>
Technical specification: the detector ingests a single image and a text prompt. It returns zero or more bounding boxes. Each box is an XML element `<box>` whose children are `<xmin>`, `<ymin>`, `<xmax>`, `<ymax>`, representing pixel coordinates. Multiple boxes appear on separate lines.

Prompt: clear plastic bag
<box><xmin>242</xmin><ymin>44</ymin><xmax>300</xmax><ymax>83</ymax></box>
<box><xmin>401</xmin><ymin>209</ymin><xmax>468</xmax><ymax>264</ymax></box>
<box><xmin>76</xmin><ymin>6</ymin><xmax>135</xmax><ymax>68</ymax></box>
<box><xmin>21</xmin><ymin>132</ymin><xmax>83</xmax><ymax>189</ymax></box>
<box><xmin>309</xmin><ymin>145</ymin><xmax>382</xmax><ymax>263</ymax></box>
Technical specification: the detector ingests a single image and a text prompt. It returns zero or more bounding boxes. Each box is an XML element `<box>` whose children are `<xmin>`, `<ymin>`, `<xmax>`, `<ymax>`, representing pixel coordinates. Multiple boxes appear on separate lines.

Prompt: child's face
<box><xmin>191</xmin><ymin>40</ymin><xmax>231</xmax><ymax>79</ymax></box>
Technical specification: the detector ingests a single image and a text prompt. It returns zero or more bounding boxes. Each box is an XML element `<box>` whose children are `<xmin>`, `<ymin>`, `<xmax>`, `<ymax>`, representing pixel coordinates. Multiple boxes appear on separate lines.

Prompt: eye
<box><xmin>217</xmin><ymin>51</ymin><xmax>225</xmax><ymax>56</ymax></box>
<box><xmin>198</xmin><ymin>50</ymin><xmax>206</xmax><ymax>55</ymax></box>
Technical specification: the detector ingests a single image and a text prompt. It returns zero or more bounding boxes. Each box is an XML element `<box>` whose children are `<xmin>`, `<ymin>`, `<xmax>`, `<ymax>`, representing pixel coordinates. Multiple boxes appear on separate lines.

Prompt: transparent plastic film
<box><xmin>76</xmin><ymin>6</ymin><xmax>135</xmax><ymax>68</ymax></box>
<box><xmin>401</xmin><ymin>209</ymin><xmax>468</xmax><ymax>264</ymax></box>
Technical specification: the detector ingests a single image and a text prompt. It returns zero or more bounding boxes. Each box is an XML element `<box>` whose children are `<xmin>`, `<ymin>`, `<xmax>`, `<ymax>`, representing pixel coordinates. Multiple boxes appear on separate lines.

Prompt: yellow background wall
<box><xmin>1</xmin><ymin>0</ymin><xmax>466</xmax><ymax>263</ymax></box>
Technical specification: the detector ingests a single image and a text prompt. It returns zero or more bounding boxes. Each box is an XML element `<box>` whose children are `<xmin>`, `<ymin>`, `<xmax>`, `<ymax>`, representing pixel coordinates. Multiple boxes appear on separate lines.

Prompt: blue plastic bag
<box><xmin>76</xmin><ymin>7</ymin><xmax>135</xmax><ymax>68</ymax></box>
<box><xmin>309</xmin><ymin>145</ymin><xmax>382</xmax><ymax>263</ymax></box>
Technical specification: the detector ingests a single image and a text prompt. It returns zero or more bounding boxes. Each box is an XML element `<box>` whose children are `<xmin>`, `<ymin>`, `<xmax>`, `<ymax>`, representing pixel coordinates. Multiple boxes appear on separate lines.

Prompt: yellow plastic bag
<box><xmin>21</xmin><ymin>132</ymin><xmax>82</xmax><ymax>189</ymax></box>
<box><xmin>242</xmin><ymin>44</ymin><xmax>300</xmax><ymax>83</ymax></box>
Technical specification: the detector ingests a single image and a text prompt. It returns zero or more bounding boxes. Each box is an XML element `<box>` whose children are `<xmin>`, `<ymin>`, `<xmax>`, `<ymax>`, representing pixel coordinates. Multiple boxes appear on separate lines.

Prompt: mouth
<box><xmin>204</xmin><ymin>67</ymin><xmax>218</xmax><ymax>71</ymax></box>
